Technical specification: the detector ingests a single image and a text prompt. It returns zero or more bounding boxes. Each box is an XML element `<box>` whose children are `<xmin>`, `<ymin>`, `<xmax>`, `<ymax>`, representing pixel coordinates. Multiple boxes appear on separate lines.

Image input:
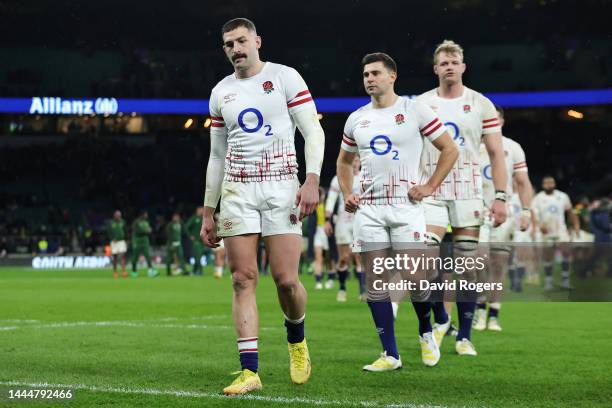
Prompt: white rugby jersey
<box><xmin>209</xmin><ymin>62</ymin><xmax>315</xmax><ymax>182</ymax></box>
<box><xmin>417</xmin><ymin>86</ymin><xmax>501</xmax><ymax>200</ymax></box>
<box><xmin>531</xmin><ymin>190</ymin><xmax>572</xmax><ymax>237</ymax></box>
<box><xmin>479</xmin><ymin>136</ymin><xmax>528</xmax><ymax>207</ymax></box>
<box><xmin>341</xmin><ymin>97</ymin><xmax>445</xmax><ymax>205</ymax></box>
<box><xmin>325</xmin><ymin>174</ymin><xmax>361</xmax><ymax>223</ymax></box>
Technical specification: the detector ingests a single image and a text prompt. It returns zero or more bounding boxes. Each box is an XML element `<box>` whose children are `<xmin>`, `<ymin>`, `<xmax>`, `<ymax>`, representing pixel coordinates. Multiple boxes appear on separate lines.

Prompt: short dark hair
<box><xmin>495</xmin><ymin>105</ymin><xmax>504</xmax><ymax>118</ymax></box>
<box><xmin>222</xmin><ymin>18</ymin><xmax>257</xmax><ymax>36</ymax></box>
<box><xmin>361</xmin><ymin>52</ymin><xmax>397</xmax><ymax>73</ymax></box>
<box><xmin>542</xmin><ymin>174</ymin><xmax>555</xmax><ymax>181</ymax></box>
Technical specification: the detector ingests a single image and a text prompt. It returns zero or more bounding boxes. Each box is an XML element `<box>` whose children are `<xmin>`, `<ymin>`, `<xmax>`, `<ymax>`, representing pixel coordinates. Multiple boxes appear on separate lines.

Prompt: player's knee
<box><xmin>338</xmin><ymin>254</ymin><xmax>350</xmax><ymax>268</ymax></box>
<box><xmin>275</xmin><ymin>276</ymin><xmax>299</xmax><ymax>296</ymax></box>
<box><xmin>231</xmin><ymin>268</ymin><xmax>257</xmax><ymax>292</ymax></box>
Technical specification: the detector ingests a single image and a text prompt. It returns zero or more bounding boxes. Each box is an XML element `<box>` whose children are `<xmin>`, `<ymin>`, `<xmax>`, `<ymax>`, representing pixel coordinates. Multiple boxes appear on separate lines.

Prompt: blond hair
<box><xmin>433</xmin><ymin>40</ymin><xmax>464</xmax><ymax>64</ymax></box>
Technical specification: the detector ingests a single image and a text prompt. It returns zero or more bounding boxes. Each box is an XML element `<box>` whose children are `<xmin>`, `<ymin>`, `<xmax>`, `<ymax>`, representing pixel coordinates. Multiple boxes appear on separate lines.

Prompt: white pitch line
<box><xmin>0</xmin><ymin>380</ymin><xmax>452</xmax><ymax>408</ymax></box>
<box><xmin>0</xmin><ymin>316</ymin><xmax>227</xmax><ymax>325</ymax></box>
<box><xmin>0</xmin><ymin>319</ymin><xmax>41</xmax><ymax>323</ymax></box>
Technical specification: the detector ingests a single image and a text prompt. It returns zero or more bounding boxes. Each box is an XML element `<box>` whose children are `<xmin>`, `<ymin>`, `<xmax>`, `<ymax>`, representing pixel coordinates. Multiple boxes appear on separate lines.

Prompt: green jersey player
<box><xmin>185</xmin><ymin>206</ymin><xmax>206</xmax><ymax>275</ymax></box>
<box><xmin>131</xmin><ymin>211</ymin><xmax>157</xmax><ymax>277</ymax></box>
<box><xmin>166</xmin><ymin>212</ymin><xmax>187</xmax><ymax>276</ymax></box>
<box><xmin>106</xmin><ymin>210</ymin><xmax>127</xmax><ymax>278</ymax></box>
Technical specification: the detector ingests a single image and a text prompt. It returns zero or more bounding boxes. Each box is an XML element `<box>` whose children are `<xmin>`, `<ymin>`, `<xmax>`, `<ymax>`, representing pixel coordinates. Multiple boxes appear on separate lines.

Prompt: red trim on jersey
<box><xmin>420</xmin><ymin>118</ymin><xmax>439</xmax><ymax>132</ymax></box>
<box><xmin>343</xmin><ymin>137</ymin><xmax>357</xmax><ymax>146</ymax></box>
<box><xmin>287</xmin><ymin>97</ymin><xmax>313</xmax><ymax>108</ymax></box>
<box><xmin>514</xmin><ymin>163</ymin><xmax>528</xmax><ymax>169</ymax></box>
<box><xmin>211</xmin><ymin>116</ymin><xmax>224</xmax><ymax>121</ymax></box>
<box><xmin>292</xmin><ymin>90</ymin><xmax>310</xmax><ymax>99</ymax></box>
<box><xmin>423</xmin><ymin>122</ymin><xmax>442</xmax><ymax>136</ymax></box>
<box><xmin>343</xmin><ymin>132</ymin><xmax>355</xmax><ymax>141</ymax></box>
<box><xmin>483</xmin><ymin>123</ymin><xmax>500</xmax><ymax>129</ymax></box>
<box><xmin>211</xmin><ymin>123</ymin><xmax>225</xmax><ymax>127</ymax></box>
<box><xmin>483</xmin><ymin>118</ymin><xmax>498</xmax><ymax>123</ymax></box>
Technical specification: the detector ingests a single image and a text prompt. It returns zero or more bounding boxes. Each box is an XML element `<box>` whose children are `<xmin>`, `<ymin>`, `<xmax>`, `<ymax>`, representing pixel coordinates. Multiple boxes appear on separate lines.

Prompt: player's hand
<box><xmin>344</xmin><ymin>193</ymin><xmax>360</xmax><ymax>213</ymax></box>
<box><xmin>519</xmin><ymin>214</ymin><xmax>531</xmax><ymax>231</ymax></box>
<box><xmin>490</xmin><ymin>200</ymin><xmax>507</xmax><ymax>227</ymax></box>
<box><xmin>569</xmin><ymin>227</ymin><xmax>580</xmax><ymax>240</ymax></box>
<box><xmin>408</xmin><ymin>184</ymin><xmax>434</xmax><ymax>203</ymax></box>
<box><xmin>200</xmin><ymin>215</ymin><xmax>221</xmax><ymax>248</ymax></box>
<box><xmin>324</xmin><ymin>220</ymin><xmax>333</xmax><ymax>236</ymax></box>
<box><xmin>295</xmin><ymin>178</ymin><xmax>319</xmax><ymax>220</ymax></box>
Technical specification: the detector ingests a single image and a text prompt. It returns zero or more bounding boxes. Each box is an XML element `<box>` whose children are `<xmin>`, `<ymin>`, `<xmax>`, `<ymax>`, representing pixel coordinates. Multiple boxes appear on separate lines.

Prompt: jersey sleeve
<box><xmin>414</xmin><ymin>100</ymin><xmax>445</xmax><ymax>142</ymax></box>
<box><xmin>562</xmin><ymin>192</ymin><xmax>572</xmax><ymax>211</ymax></box>
<box><xmin>341</xmin><ymin>114</ymin><xmax>358</xmax><ymax>153</ymax></box>
<box><xmin>282</xmin><ymin>66</ymin><xmax>316</xmax><ymax>115</ymax></box>
<box><xmin>511</xmin><ymin>141</ymin><xmax>528</xmax><ymax>174</ymax></box>
<box><xmin>325</xmin><ymin>177</ymin><xmax>340</xmax><ymax>213</ymax></box>
<box><xmin>480</xmin><ymin>95</ymin><xmax>501</xmax><ymax>136</ymax></box>
<box><xmin>209</xmin><ymin>88</ymin><xmax>225</xmax><ymax>129</ymax></box>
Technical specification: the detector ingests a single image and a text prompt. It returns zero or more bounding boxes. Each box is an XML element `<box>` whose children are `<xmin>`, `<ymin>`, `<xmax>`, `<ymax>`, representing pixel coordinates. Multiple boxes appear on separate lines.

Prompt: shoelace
<box><xmin>291</xmin><ymin>345</ymin><xmax>306</xmax><ymax>368</ymax></box>
<box><xmin>372</xmin><ymin>353</ymin><xmax>390</xmax><ymax>368</ymax></box>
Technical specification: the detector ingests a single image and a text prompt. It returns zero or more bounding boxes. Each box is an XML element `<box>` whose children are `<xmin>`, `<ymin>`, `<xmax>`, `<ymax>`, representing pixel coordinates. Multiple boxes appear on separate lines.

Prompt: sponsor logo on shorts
<box><xmin>474</xmin><ymin>210</ymin><xmax>481</xmax><ymax>218</ymax></box>
<box><xmin>223</xmin><ymin>219</ymin><xmax>233</xmax><ymax>230</ymax></box>
<box><xmin>413</xmin><ymin>231</ymin><xmax>420</xmax><ymax>241</ymax></box>
<box><xmin>463</xmin><ymin>104</ymin><xmax>471</xmax><ymax>113</ymax></box>
<box><xmin>262</xmin><ymin>81</ymin><xmax>274</xmax><ymax>94</ymax></box>
<box><xmin>395</xmin><ymin>113</ymin><xmax>405</xmax><ymax>125</ymax></box>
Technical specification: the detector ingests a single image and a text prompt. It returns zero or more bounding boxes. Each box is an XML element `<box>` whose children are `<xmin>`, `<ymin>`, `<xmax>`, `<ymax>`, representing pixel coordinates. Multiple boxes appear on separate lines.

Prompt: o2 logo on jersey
<box><xmin>444</xmin><ymin>121</ymin><xmax>465</xmax><ymax>147</ymax></box>
<box><xmin>238</xmin><ymin>107</ymin><xmax>273</xmax><ymax>136</ymax></box>
<box><xmin>370</xmin><ymin>135</ymin><xmax>398</xmax><ymax>160</ymax></box>
<box><xmin>482</xmin><ymin>164</ymin><xmax>492</xmax><ymax>180</ymax></box>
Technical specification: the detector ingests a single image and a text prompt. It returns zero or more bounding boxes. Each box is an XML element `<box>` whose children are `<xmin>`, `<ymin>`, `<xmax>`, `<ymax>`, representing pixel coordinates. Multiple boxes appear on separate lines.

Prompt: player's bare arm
<box><xmin>324</xmin><ymin>210</ymin><xmax>334</xmax><ymax>235</ymax></box>
<box><xmin>336</xmin><ymin>149</ymin><xmax>359</xmax><ymax>213</ymax></box>
<box><xmin>514</xmin><ymin>172</ymin><xmax>534</xmax><ymax>231</ymax></box>
<box><xmin>201</xmin><ymin>105</ymin><xmax>228</xmax><ymax>248</ymax></box>
<box><xmin>567</xmin><ymin>205</ymin><xmax>580</xmax><ymax>237</ymax></box>
<box><xmin>409</xmin><ymin>131</ymin><xmax>458</xmax><ymax>202</ymax></box>
<box><xmin>293</xmin><ymin>106</ymin><xmax>325</xmax><ymax>220</ymax></box>
<box><xmin>483</xmin><ymin>131</ymin><xmax>508</xmax><ymax>226</ymax></box>
<box><xmin>200</xmin><ymin>206</ymin><xmax>220</xmax><ymax>248</ymax></box>
<box><xmin>295</xmin><ymin>174</ymin><xmax>320</xmax><ymax>220</ymax></box>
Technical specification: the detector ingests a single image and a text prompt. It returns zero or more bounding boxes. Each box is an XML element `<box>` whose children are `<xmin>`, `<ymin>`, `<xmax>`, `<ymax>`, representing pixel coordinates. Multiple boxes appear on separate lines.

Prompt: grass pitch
<box><xmin>0</xmin><ymin>266</ymin><xmax>611</xmax><ymax>407</ymax></box>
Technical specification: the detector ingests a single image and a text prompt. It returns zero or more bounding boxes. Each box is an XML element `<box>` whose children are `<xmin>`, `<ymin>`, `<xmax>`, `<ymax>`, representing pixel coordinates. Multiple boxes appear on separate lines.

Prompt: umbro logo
<box><xmin>224</xmin><ymin>93</ymin><xmax>237</xmax><ymax>104</ymax></box>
